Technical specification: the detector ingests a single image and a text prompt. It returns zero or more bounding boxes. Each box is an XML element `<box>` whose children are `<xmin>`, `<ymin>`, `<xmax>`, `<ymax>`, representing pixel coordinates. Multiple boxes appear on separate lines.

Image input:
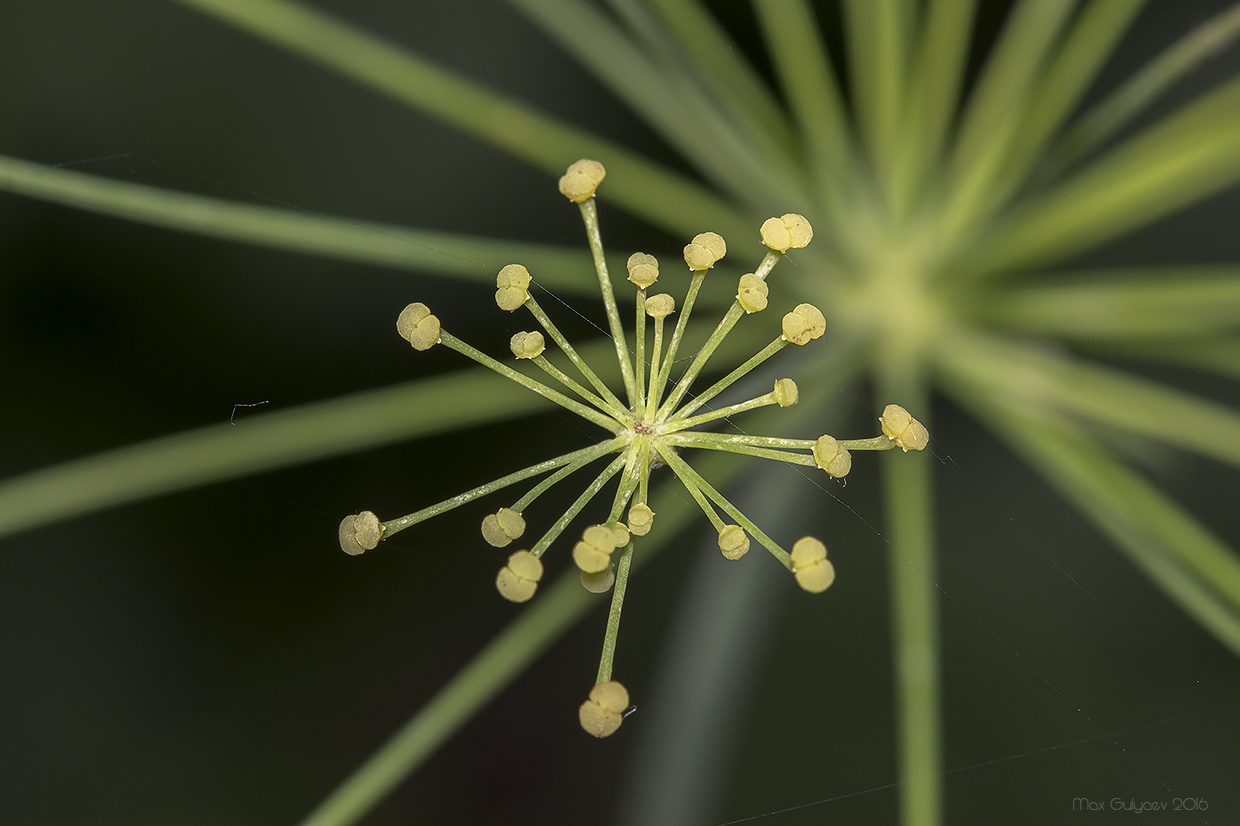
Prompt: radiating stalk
<box><xmin>0</xmin><ymin>153</ymin><xmax>594</xmax><ymax>289</ymax></box>
<box><xmin>168</xmin><ymin>0</ymin><xmax>749</xmax><ymax>238</ymax></box>
<box><xmin>877</xmin><ymin>366</ymin><xmax>941</xmax><ymax>826</ymax></box>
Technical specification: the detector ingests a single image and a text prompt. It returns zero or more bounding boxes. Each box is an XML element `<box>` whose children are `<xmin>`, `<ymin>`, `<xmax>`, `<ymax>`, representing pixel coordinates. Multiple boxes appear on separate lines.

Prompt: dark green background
<box><xmin>2</xmin><ymin>1</ymin><xmax>1239</xmax><ymax>824</ymax></box>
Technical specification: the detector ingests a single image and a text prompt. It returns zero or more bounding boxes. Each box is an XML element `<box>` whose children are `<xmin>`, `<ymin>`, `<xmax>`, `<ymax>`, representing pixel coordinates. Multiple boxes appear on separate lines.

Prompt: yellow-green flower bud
<box><xmin>627</xmin><ymin>503</ymin><xmax>654</xmax><ymax>536</ymax></box>
<box><xmin>396</xmin><ymin>303</ymin><xmax>441</xmax><ymax>351</ymax></box>
<box><xmin>558</xmin><ymin>159</ymin><xmax>606</xmax><ymax>203</ymax></box>
<box><xmin>773</xmin><ymin>378</ymin><xmax>798</xmax><ymax>407</ymax></box>
<box><xmin>572</xmin><ymin>524</ymin><xmax>621</xmax><ymax>573</ymax></box>
<box><xmin>760</xmin><ymin>213</ymin><xmax>814</xmax><ymax>252</ymax></box>
<box><xmin>481</xmin><ymin>507</ymin><xmax>526</xmax><ymax>547</ymax></box>
<box><xmin>880</xmin><ymin>404</ymin><xmax>930</xmax><ymax>452</ymax></box>
<box><xmin>578</xmin><ymin>680</ymin><xmax>629</xmax><ymax>738</ymax></box>
<box><xmin>338</xmin><ymin>511</ymin><xmax>384</xmax><ymax>556</ymax></box>
<box><xmin>495</xmin><ymin>264</ymin><xmax>532</xmax><ymax>312</ymax></box>
<box><xmin>645</xmin><ymin>293</ymin><xmax>676</xmax><ymax>319</ymax></box>
<box><xmin>495</xmin><ymin>549</ymin><xmax>544</xmax><ymax>603</ymax></box>
<box><xmin>781</xmin><ymin>302</ymin><xmax>826</xmax><ymax>345</ymax></box>
<box><xmin>683</xmin><ymin>232</ymin><xmax>726</xmax><ymax>271</ymax></box>
<box><xmin>626</xmin><ymin>252</ymin><xmax>659</xmax><ymax>289</ymax></box>
<box><xmin>580</xmin><ymin>564</ymin><xmax>616</xmax><ymax>594</ymax></box>
<box><xmin>737</xmin><ymin>273</ymin><xmax>769</xmax><ymax>313</ymax></box>
<box><xmin>509</xmin><ymin>330</ymin><xmax>545</xmax><ymax>360</ymax></box>
<box><xmin>813</xmin><ymin>435</ymin><xmax>852</xmax><ymax>478</ymax></box>
<box><xmin>790</xmin><ymin>536</ymin><xmax>835</xmax><ymax>593</ymax></box>
<box><xmin>718</xmin><ymin>524</ymin><xmax>750</xmax><ymax>560</ymax></box>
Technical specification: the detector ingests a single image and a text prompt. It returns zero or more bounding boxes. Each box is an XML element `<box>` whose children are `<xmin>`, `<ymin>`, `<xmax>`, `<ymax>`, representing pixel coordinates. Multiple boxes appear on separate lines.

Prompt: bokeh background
<box><xmin>2</xmin><ymin>1</ymin><xmax>1239</xmax><ymax>824</ymax></box>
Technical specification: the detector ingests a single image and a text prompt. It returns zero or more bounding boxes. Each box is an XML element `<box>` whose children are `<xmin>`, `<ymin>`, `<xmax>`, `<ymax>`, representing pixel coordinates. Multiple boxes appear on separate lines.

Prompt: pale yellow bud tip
<box><xmin>790</xmin><ymin>536</ymin><xmax>835</xmax><ymax>593</ymax></box>
<box><xmin>813</xmin><ymin>435</ymin><xmax>852</xmax><ymax>478</ymax></box>
<box><xmin>580</xmin><ymin>564</ymin><xmax>616</xmax><ymax>593</ymax></box>
<box><xmin>339</xmin><ymin>511</ymin><xmax>384</xmax><ymax>556</ymax></box>
<box><xmin>559</xmin><ymin>159</ymin><xmax>606</xmax><ymax>203</ymax></box>
<box><xmin>760</xmin><ymin>213</ymin><xmax>814</xmax><ymax>252</ymax></box>
<box><xmin>481</xmin><ymin>507</ymin><xmax>526</xmax><ymax>547</ymax></box>
<box><xmin>496</xmin><ymin>549</ymin><xmax>543</xmax><ymax>603</ymax></box>
<box><xmin>495</xmin><ymin>264</ymin><xmax>533</xmax><ymax>312</ymax></box>
<box><xmin>628</xmin><ymin>503</ymin><xmax>655</xmax><ymax>536</ymax></box>
<box><xmin>627</xmin><ymin>252</ymin><xmax>659</xmax><ymax>289</ymax></box>
<box><xmin>572</xmin><ymin>524</ymin><xmax>623</xmax><ymax>573</ymax></box>
<box><xmin>737</xmin><ymin>273</ymin><xmax>769</xmax><ymax>313</ymax></box>
<box><xmin>396</xmin><ymin>303</ymin><xmax>441</xmax><ymax>351</ymax></box>
<box><xmin>509</xmin><ymin>330</ymin><xmax>545</xmax><ymax>360</ymax></box>
<box><xmin>718</xmin><ymin>525</ymin><xmax>750</xmax><ymax>560</ymax></box>
<box><xmin>880</xmin><ymin>404</ymin><xmax>930</xmax><ymax>451</ymax></box>
<box><xmin>781</xmin><ymin>303</ymin><xmax>826</xmax><ymax>345</ymax></box>
<box><xmin>578</xmin><ymin>680</ymin><xmax>629</xmax><ymax>737</ymax></box>
<box><xmin>773</xmin><ymin>378</ymin><xmax>798</xmax><ymax>407</ymax></box>
<box><xmin>645</xmin><ymin>293</ymin><xmax>676</xmax><ymax>319</ymax></box>
<box><xmin>683</xmin><ymin>232</ymin><xmax>726</xmax><ymax>271</ymax></box>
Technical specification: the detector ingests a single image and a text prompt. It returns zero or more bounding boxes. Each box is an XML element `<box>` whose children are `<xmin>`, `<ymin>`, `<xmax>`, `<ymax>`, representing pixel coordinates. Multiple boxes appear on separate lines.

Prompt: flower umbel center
<box><xmin>337</xmin><ymin>160</ymin><xmax>928</xmax><ymax>737</ymax></box>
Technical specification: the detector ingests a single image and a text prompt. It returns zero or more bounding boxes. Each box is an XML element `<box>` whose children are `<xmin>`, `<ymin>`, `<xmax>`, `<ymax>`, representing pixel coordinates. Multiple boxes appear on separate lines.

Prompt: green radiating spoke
<box><xmin>168</xmin><ymin>0</ymin><xmax>747</xmax><ymax>239</ymax></box>
<box><xmin>981</xmin><ymin>268</ymin><xmax>1240</xmax><ymax>339</ymax></box>
<box><xmin>876</xmin><ymin>363</ymin><xmax>941</xmax><ymax>826</ymax></box>
<box><xmin>752</xmin><ymin>0</ymin><xmax>857</xmax><ymax>219</ymax></box>
<box><xmin>953</xmin><ymin>392</ymin><xmax>1240</xmax><ymax>657</ymax></box>
<box><xmin>0</xmin><ymin>153</ymin><xmax>596</xmax><ymax>290</ymax></box>
<box><xmin>938</xmin><ymin>0</ymin><xmax>1078</xmax><ymax>236</ymax></box>
<box><xmin>938</xmin><ymin>331</ymin><xmax>1240</xmax><ymax>469</ymax></box>
<box><xmin>895</xmin><ymin>0</ymin><xmax>977</xmax><ymax>216</ymax></box>
<box><xmin>511</xmin><ymin>0</ymin><xmax>803</xmax><ymax>211</ymax></box>
<box><xmin>1050</xmin><ymin>3</ymin><xmax>1240</xmax><ymax>175</ymax></box>
<box><xmin>953</xmin><ymin>75</ymin><xmax>1240</xmax><ymax>279</ymax></box>
<box><xmin>987</xmin><ymin>0</ymin><xmax>1147</xmax><ymax>213</ymax></box>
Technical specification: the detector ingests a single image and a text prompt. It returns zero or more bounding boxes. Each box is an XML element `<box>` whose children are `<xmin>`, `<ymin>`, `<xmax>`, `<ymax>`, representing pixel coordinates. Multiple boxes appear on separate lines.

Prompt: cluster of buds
<box><xmin>338</xmin><ymin>160</ymin><xmax>928</xmax><ymax>737</ymax></box>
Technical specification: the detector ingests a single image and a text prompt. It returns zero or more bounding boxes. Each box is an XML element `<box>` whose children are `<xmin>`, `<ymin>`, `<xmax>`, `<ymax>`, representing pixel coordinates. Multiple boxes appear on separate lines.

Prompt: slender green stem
<box><xmin>752</xmin><ymin>0</ymin><xmax>856</xmax><ymax>219</ymax></box>
<box><xmin>667</xmin><ymin>433</ymin><xmax>812</xmax><ymax>450</ymax></box>
<box><xmin>579</xmin><ymin>199</ymin><xmax>637</xmax><ymax>405</ymax></box>
<box><xmin>532</xmin><ymin>355</ymin><xmax>629</xmax><ymax>422</ymax></box>
<box><xmin>945</xmin><ymin>383</ymin><xmax>1240</xmax><ymax>655</ymax></box>
<box><xmin>297</xmin><ymin>568</ymin><xmax>594</xmax><ymax>826</ymax></box>
<box><xmin>524</xmin><ymin>296</ymin><xmax>628</xmax><ymax>414</ymax></box>
<box><xmin>637</xmin><ymin>439</ymin><xmax>651</xmax><ymax>506</ymax></box>
<box><xmin>381</xmin><ymin>438</ymin><xmax>624</xmax><ymax>536</ymax></box>
<box><xmin>511</xmin><ymin>440</ymin><xmax>625</xmax><ymax>513</ymax></box>
<box><xmin>648</xmin><ymin>315</ymin><xmax>667</xmax><ymax>408</ymax></box>
<box><xmin>671</xmin><ymin>439</ymin><xmax>816</xmax><ymax>467</ymax></box>
<box><xmin>986</xmin><ymin>0</ymin><xmax>1146</xmax><ymax>213</ymax></box>
<box><xmin>897</xmin><ymin>0</ymin><xmax>977</xmax><ymax>218</ymax></box>
<box><xmin>841</xmin><ymin>435</ymin><xmax>899</xmax><ymax>451</ymax></box>
<box><xmin>607</xmin><ymin>445</ymin><xmax>644</xmax><ymax>522</ymax></box>
<box><xmin>665</xmin><ymin>392</ymin><xmax>778</xmax><ymax>430</ymax></box>
<box><xmin>657</xmin><ymin>444</ymin><xmax>792</xmax><ymax>567</ymax></box>
<box><xmin>658</xmin><ymin>252</ymin><xmax>781</xmax><ymax>418</ymax></box>
<box><xmin>651</xmin><ymin>271</ymin><xmax>707</xmax><ymax>410</ymax></box>
<box><xmin>635</xmin><ymin>290</ymin><xmax>648</xmax><ymax>419</ymax></box>
<box><xmin>668</xmin><ymin>337</ymin><xmax>787</xmax><ymax>421</ymax></box>
<box><xmin>596</xmin><ymin>539</ymin><xmax>636</xmax><ymax>683</ymax></box>
<box><xmin>531</xmin><ymin>451</ymin><xmax>631</xmax><ymax>558</ymax></box>
<box><xmin>637</xmin><ymin>0</ymin><xmax>800</xmax><ymax>161</ymax></box>
<box><xmin>168</xmin><ymin>0</ymin><xmax>750</xmax><ymax>239</ymax></box>
<box><xmin>876</xmin><ymin>366</ymin><xmax>940</xmax><ymax>826</ymax></box>
<box><xmin>439</xmin><ymin>332</ymin><xmax>621</xmax><ymax>432</ymax></box>
<box><xmin>1049</xmin><ymin>2</ymin><xmax>1240</xmax><ymax>175</ymax></box>
<box><xmin>666</xmin><ymin>460</ymin><xmax>727</xmax><ymax>532</ymax></box>
<box><xmin>0</xmin><ymin>154</ymin><xmax>597</xmax><ymax>289</ymax></box>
